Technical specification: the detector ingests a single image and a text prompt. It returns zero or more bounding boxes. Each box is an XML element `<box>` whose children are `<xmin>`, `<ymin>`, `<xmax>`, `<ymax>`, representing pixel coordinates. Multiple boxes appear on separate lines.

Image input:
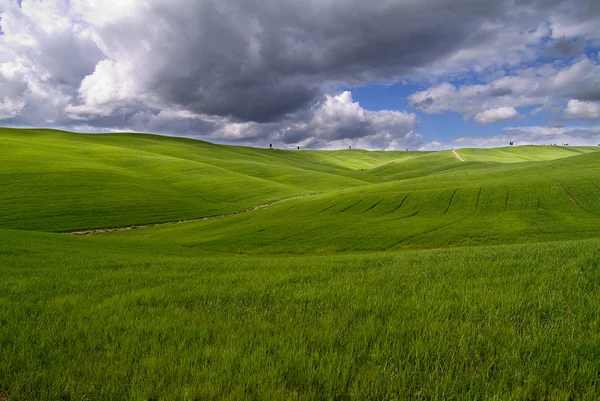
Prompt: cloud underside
<box><xmin>0</xmin><ymin>0</ymin><xmax>599</xmax><ymax>149</ymax></box>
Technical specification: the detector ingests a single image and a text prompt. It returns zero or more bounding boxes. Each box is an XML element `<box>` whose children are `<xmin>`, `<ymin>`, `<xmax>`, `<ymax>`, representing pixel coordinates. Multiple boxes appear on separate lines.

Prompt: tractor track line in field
<box><xmin>474</xmin><ymin>185</ymin><xmax>483</xmax><ymax>212</ymax></box>
<box><xmin>452</xmin><ymin>149</ymin><xmax>465</xmax><ymax>162</ymax></box>
<box><xmin>388</xmin><ymin>211</ymin><xmax>420</xmax><ymax>221</ymax></box>
<box><xmin>390</xmin><ymin>218</ymin><xmax>463</xmax><ymax>248</ymax></box>
<box><xmin>391</xmin><ymin>194</ymin><xmax>410</xmax><ymax>213</ymax></box>
<box><xmin>337</xmin><ymin>200</ymin><xmax>363</xmax><ymax>214</ymax></box>
<box><xmin>362</xmin><ymin>200</ymin><xmax>383</xmax><ymax>213</ymax></box>
<box><xmin>443</xmin><ymin>189</ymin><xmax>459</xmax><ymax>215</ymax></box>
<box><xmin>70</xmin><ymin>193</ymin><xmax>317</xmax><ymax>235</ymax></box>
<box><xmin>546</xmin><ymin>176</ymin><xmax>600</xmax><ymax>216</ymax></box>
<box><xmin>319</xmin><ymin>203</ymin><xmax>338</xmax><ymax>213</ymax></box>
<box><xmin>585</xmin><ymin>178</ymin><xmax>600</xmax><ymax>192</ymax></box>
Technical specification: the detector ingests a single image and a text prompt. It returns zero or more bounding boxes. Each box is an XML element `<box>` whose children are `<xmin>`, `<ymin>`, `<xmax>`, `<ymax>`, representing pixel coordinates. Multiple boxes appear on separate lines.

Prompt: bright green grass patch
<box><xmin>112</xmin><ymin>151</ymin><xmax>600</xmax><ymax>254</ymax></box>
<box><xmin>0</xmin><ymin>129</ymin><xmax>600</xmax><ymax>244</ymax></box>
<box><xmin>458</xmin><ymin>145</ymin><xmax>600</xmax><ymax>163</ymax></box>
<box><xmin>0</xmin><ymin>129</ymin><xmax>302</xmax><ymax>231</ymax></box>
<box><xmin>1</xmin><ymin>229</ymin><xmax>600</xmax><ymax>400</ymax></box>
<box><xmin>3</xmin><ymin>128</ymin><xmax>600</xmax><ymax>400</ymax></box>
<box><xmin>0</xmin><ymin>128</ymin><xmax>427</xmax><ymax>232</ymax></box>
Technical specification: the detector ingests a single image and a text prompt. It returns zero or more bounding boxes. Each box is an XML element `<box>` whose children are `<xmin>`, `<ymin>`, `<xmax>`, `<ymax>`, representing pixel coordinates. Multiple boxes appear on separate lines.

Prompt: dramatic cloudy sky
<box><xmin>1</xmin><ymin>0</ymin><xmax>599</xmax><ymax>149</ymax></box>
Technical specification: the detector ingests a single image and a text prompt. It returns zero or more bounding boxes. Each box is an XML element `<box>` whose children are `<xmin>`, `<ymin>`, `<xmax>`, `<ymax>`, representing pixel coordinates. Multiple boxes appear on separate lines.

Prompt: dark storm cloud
<box><xmin>490</xmin><ymin>88</ymin><xmax>513</xmax><ymax>97</ymax></box>
<box><xmin>573</xmin><ymin>87</ymin><xmax>600</xmax><ymax>102</ymax></box>
<box><xmin>90</xmin><ymin>0</ymin><xmax>579</xmax><ymax>122</ymax></box>
<box><xmin>1</xmin><ymin>0</ymin><xmax>599</xmax><ymax>147</ymax></box>
<box><xmin>545</xmin><ymin>36</ymin><xmax>586</xmax><ymax>58</ymax></box>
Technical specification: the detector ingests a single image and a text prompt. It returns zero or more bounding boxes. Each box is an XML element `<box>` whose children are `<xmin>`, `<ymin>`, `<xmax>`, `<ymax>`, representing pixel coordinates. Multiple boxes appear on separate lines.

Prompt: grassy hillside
<box><xmin>108</xmin><ymin>146</ymin><xmax>600</xmax><ymax>254</ymax></box>
<box><xmin>0</xmin><ymin>128</ymin><xmax>408</xmax><ymax>231</ymax></box>
<box><xmin>3</xmin><ymin>127</ymin><xmax>600</xmax><ymax>243</ymax></box>
<box><xmin>3</xmin><ymin>128</ymin><xmax>600</xmax><ymax>400</ymax></box>
<box><xmin>458</xmin><ymin>145</ymin><xmax>600</xmax><ymax>163</ymax></box>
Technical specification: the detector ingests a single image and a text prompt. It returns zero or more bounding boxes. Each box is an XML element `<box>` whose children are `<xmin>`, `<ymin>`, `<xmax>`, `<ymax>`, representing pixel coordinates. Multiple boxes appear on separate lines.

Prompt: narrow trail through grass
<box><xmin>452</xmin><ymin>149</ymin><xmax>465</xmax><ymax>162</ymax></box>
<box><xmin>70</xmin><ymin>193</ymin><xmax>318</xmax><ymax>235</ymax></box>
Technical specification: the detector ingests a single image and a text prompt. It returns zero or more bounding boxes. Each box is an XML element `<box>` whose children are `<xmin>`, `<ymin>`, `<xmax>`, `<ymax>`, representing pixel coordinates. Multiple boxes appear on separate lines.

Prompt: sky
<box><xmin>0</xmin><ymin>0</ymin><xmax>599</xmax><ymax>150</ymax></box>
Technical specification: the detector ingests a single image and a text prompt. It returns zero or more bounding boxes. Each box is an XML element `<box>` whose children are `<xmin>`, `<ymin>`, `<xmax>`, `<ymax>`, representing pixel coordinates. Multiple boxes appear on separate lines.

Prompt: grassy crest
<box><xmin>2</xmin><ymin>128</ymin><xmax>600</xmax><ymax>400</ymax></box>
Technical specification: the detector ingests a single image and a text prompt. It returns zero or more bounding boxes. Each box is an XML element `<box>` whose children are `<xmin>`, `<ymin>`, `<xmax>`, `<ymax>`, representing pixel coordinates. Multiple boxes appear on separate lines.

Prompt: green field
<box><xmin>2</xmin><ymin>127</ymin><xmax>600</xmax><ymax>400</ymax></box>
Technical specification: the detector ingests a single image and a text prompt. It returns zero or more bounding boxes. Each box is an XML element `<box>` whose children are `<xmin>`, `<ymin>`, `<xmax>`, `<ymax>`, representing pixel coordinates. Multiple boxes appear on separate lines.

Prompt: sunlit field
<box><xmin>2</xmin><ymin>128</ymin><xmax>600</xmax><ymax>400</ymax></box>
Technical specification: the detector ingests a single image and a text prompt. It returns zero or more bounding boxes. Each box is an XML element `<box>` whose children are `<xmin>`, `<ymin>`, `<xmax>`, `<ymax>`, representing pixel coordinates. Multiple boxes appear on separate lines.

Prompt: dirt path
<box><xmin>71</xmin><ymin>193</ymin><xmax>316</xmax><ymax>235</ymax></box>
<box><xmin>452</xmin><ymin>149</ymin><xmax>465</xmax><ymax>162</ymax></box>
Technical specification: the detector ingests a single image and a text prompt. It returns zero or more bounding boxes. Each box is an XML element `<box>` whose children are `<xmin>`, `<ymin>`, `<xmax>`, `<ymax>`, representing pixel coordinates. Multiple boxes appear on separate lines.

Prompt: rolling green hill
<box><xmin>0</xmin><ymin>128</ymin><xmax>428</xmax><ymax>232</ymax></box>
<box><xmin>3</xmin><ymin>127</ymin><xmax>600</xmax><ymax>400</ymax></box>
<box><xmin>3</xmin><ymin>127</ymin><xmax>600</xmax><ymax>248</ymax></box>
<box><xmin>458</xmin><ymin>145</ymin><xmax>600</xmax><ymax>163</ymax></box>
<box><xmin>99</xmin><ymin>139</ymin><xmax>600</xmax><ymax>254</ymax></box>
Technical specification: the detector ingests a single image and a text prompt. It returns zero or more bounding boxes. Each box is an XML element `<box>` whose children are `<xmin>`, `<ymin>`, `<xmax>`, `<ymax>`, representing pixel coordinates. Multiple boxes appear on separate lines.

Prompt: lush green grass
<box><xmin>3</xmin><ymin>128</ymin><xmax>600</xmax><ymax>400</ymax></box>
<box><xmin>0</xmin><ymin>128</ymin><xmax>424</xmax><ymax>232</ymax></box>
<box><xmin>110</xmin><ymin>149</ymin><xmax>600</xmax><ymax>254</ymax></box>
<box><xmin>458</xmin><ymin>145</ymin><xmax>600</xmax><ymax>163</ymax></box>
<box><xmin>3</xmin><ymin>229</ymin><xmax>600</xmax><ymax>400</ymax></box>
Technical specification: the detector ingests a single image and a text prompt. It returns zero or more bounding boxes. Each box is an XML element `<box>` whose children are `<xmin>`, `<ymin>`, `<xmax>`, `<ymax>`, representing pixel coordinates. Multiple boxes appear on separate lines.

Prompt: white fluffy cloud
<box><xmin>474</xmin><ymin>107</ymin><xmax>520</xmax><ymax>125</ymax></box>
<box><xmin>78</xmin><ymin>60</ymin><xmax>136</xmax><ymax>107</ymax></box>
<box><xmin>65</xmin><ymin>60</ymin><xmax>139</xmax><ymax>117</ymax></box>
<box><xmin>563</xmin><ymin>100</ymin><xmax>600</xmax><ymax>120</ymax></box>
<box><xmin>211</xmin><ymin>92</ymin><xmax>421</xmax><ymax>150</ymax></box>
<box><xmin>286</xmin><ymin>92</ymin><xmax>417</xmax><ymax>143</ymax></box>
<box><xmin>410</xmin><ymin>57</ymin><xmax>600</xmax><ymax>122</ymax></box>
